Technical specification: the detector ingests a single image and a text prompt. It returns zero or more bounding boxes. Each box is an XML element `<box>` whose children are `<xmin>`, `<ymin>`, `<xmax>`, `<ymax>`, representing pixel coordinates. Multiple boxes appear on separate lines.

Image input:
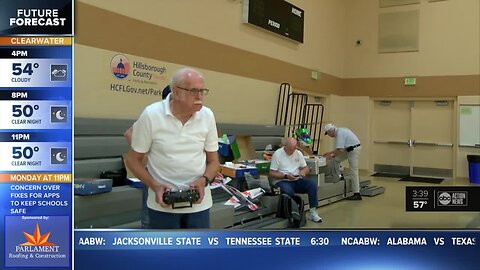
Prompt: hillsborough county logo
<box><xmin>111</xmin><ymin>54</ymin><xmax>130</xmax><ymax>79</ymax></box>
<box><xmin>5</xmin><ymin>216</ymin><xmax>70</xmax><ymax>267</ymax></box>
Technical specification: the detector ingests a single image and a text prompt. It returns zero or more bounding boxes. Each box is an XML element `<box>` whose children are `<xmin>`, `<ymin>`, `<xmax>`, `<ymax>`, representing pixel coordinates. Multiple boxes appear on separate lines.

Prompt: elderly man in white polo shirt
<box><xmin>322</xmin><ymin>123</ymin><xmax>362</xmax><ymax>200</ymax></box>
<box><xmin>126</xmin><ymin>67</ymin><xmax>220</xmax><ymax>228</ymax></box>
<box><xmin>269</xmin><ymin>138</ymin><xmax>322</xmax><ymax>223</ymax></box>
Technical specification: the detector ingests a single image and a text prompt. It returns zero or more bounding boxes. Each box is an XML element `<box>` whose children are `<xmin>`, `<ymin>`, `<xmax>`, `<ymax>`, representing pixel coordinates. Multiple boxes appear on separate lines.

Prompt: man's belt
<box><xmin>346</xmin><ymin>144</ymin><xmax>361</xmax><ymax>152</ymax></box>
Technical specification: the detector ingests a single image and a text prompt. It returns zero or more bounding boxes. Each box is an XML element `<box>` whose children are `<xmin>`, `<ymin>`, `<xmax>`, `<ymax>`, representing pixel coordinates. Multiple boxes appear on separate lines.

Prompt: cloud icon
<box><xmin>50</xmin><ymin>64</ymin><xmax>68</xmax><ymax>81</ymax></box>
<box><xmin>52</xmin><ymin>69</ymin><xmax>67</xmax><ymax>78</ymax></box>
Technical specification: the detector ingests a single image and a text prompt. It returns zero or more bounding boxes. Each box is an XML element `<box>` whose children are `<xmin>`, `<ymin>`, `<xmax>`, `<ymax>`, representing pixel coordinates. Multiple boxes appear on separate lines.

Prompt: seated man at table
<box><xmin>268</xmin><ymin>138</ymin><xmax>322</xmax><ymax>223</ymax></box>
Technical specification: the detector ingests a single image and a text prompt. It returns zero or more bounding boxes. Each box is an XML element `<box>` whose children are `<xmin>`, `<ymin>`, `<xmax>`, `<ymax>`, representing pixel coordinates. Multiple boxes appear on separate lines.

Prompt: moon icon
<box><xmin>55</xmin><ymin>152</ymin><xmax>65</xmax><ymax>162</ymax></box>
<box><xmin>55</xmin><ymin>110</ymin><xmax>65</xmax><ymax>120</ymax></box>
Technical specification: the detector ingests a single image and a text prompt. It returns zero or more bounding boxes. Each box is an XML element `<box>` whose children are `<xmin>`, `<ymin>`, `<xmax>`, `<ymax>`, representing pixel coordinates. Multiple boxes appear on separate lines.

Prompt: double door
<box><xmin>372</xmin><ymin>99</ymin><xmax>454</xmax><ymax>178</ymax></box>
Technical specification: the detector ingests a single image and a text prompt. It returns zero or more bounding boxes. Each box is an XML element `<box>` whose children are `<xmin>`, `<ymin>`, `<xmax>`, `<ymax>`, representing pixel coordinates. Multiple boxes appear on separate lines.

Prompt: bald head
<box><xmin>284</xmin><ymin>137</ymin><xmax>297</xmax><ymax>155</ymax></box>
<box><xmin>171</xmin><ymin>67</ymin><xmax>204</xmax><ymax>89</ymax></box>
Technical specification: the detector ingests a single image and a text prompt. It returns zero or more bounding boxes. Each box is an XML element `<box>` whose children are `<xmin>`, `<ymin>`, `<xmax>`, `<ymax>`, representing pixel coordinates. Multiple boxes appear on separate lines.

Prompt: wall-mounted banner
<box><xmin>109</xmin><ymin>53</ymin><xmax>169</xmax><ymax>97</ymax></box>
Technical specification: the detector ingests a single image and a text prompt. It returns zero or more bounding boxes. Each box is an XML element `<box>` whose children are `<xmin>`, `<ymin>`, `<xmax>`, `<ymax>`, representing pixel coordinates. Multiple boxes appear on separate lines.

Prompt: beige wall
<box><xmin>320</xmin><ymin>95</ymin><xmax>370</xmax><ymax>170</ymax></box>
<box><xmin>77</xmin><ymin>0</ymin><xmax>348</xmax><ymax>78</ymax></box>
<box><xmin>74</xmin><ymin>45</ymin><xmax>279</xmax><ymax>124</ymax></box>
<box><xmin>74</xmin><ymin>1</ymin><xmax>479</xmax><ymax>176</ymax></box>
<box><xmin>80</xmin><ymin>0</ymin><xmax>479</xmax><ymax>79</ymax></box>
<box><xmin>344</xmin><ymin>0</ymin><xmax>479</xmax><ymax>78</ymax></box>
<box><xmin>75</xmin><ymin>46</ymin><xmax>166</xmax><ymax>119</ymax></box>
<box><xmin>75</xmin><ymin>0</ymin><xmax>479</xmax><ymax>98</ymax></box>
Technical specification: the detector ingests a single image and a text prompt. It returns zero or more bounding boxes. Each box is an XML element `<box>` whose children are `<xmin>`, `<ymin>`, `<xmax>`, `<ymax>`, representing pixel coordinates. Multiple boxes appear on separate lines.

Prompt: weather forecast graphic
<box><xmin>0</xmin><ymin>0</ymin><xmax>73</xmax><ymax>269</ymax></box>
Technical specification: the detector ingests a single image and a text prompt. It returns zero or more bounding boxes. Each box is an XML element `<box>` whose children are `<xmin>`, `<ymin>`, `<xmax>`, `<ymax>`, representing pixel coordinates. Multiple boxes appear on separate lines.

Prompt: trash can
<box><xmin>467</xmin><ymin>155</ymin><xmax>480</xmax><ymax>184</ymax></box>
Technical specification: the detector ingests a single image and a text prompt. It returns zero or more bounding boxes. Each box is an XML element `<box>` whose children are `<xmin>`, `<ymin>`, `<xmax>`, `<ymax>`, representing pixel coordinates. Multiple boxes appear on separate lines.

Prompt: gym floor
<box><xmin>306</xmin><ymin>172</ymin><xmax>480</xmax><ymax>229</ymax></box>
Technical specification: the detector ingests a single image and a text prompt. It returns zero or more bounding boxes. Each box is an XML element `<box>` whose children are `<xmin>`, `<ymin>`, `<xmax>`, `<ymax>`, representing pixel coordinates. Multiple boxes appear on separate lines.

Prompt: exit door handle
<box><xmin>373</xmin><ymin>140</ymin><xmax>410</xmax><ymax>145</ymax></box>
<box><xmin>413</xmin><ymin>141</ymin><xmax>453</xmax><ymax>147</ymax></box>
<box><xmin>412</xmin><ymin>141</ymin><xmax>437</xmax><ymax>146</ymax></box>
<box><xmin>408</xmin><ymin>139</ymin><xmax>415</xmax><ymax>147</ymax></box>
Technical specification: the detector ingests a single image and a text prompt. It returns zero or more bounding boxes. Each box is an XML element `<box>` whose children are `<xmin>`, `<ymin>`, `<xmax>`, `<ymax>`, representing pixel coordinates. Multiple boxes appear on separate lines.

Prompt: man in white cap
<box><xmin>322</xmin><ymin>123</ymin><xmax>362</xmax><ymax>200</ymax></box>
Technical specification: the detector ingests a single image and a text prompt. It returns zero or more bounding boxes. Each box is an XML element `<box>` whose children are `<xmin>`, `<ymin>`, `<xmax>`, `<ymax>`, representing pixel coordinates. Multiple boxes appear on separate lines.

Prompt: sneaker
<box><xmin>308</xmin><ymin>211</ymin><xmax>323</xmax><ymax>223</ymax></box>
<box><xmin>346</xmin><ymin>193</ymin><xmax>362</xmax><ymax>200</ymax></box>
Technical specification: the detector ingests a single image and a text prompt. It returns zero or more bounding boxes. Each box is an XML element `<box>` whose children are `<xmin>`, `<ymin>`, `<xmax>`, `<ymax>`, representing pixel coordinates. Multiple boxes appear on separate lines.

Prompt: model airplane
<box><xmin>210</xmin><ymin>173</ymin><xmax>263</xmax><ymax>211</ymax></box>
<box><xmin>296</xmin><ymin>127</ymin><xmax>312</xmax><ymax>145</ymax></box>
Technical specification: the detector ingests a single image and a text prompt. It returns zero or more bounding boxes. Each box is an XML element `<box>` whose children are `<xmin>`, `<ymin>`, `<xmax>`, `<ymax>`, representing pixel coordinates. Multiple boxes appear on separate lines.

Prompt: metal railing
<box><xmin>275</xmin><ymin>83</ymin><xmax>324</xmax><ymax>154</ymax></box>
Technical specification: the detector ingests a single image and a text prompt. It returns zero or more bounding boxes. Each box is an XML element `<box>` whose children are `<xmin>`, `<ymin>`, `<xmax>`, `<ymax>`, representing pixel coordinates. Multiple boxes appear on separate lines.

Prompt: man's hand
<box><xmin>286</xmin><ymin>174</ymin><xmax>300</xmax><ymax>181</ymax></box>
<box><xmin>152</xmin><ymin>184</ymin><xmax>169</xmax><ymax>208</ymax></box>
<box><xmin>190</xmin><ymin>177</ymin><xmax>206</xmax><ymax>204</ymax></box>
<box><xmin>322</xmin><ymin>152</ymin><xmax>334</xmax><ymax>160</ymax></box>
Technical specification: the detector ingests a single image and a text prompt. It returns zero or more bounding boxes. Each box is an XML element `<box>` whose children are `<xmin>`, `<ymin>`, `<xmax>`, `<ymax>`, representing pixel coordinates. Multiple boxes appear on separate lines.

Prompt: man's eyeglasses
<box><xmin>175</xmin><ymin>85</ymin><xmax>209</xmax><ymax>96</ymax></box>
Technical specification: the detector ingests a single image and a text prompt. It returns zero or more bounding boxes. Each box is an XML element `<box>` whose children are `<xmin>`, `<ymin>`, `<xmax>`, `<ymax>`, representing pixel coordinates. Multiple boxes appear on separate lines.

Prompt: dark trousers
<box><xmin>275</xmin><ymin>178</ymin><xmax>318</xmax><ymax>208</ymax></box>
<box><xmin>148</xmin><ymin>208</ymin><xmax>210</xmax><ymax>229</ymax></box>
<box><xmin>141</xmin><ymin>186</ymin><xmax>149</xmax><ymax>228</ymax></box>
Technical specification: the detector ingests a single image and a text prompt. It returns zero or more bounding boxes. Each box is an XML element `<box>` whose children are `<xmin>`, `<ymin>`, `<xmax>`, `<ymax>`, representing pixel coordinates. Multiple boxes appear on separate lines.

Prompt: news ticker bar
<box><xmin>406</xmin><ymin>186</ymin><xmax>480</xmax><ymax>211</ymax></box>
<box><xmin>75</xmin><ymin>230</ymin><xmax>478</xmax><ymax>250</ymax></box>
<box><xmin>74</xmin><ymin>230</ymin><xmax>480</xmax><ymax>270</ymax></box>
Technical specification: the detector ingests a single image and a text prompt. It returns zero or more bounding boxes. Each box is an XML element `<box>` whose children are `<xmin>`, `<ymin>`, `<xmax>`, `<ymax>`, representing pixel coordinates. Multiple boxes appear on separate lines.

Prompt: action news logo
<box><xmin>437</xmin><ymin>191</ymin><xmax>468</xmax><ymax>207</ymax></box>
<box><xmin>5</xmin><ymin>216</ymin><xmax>70</xmax><ymax>267</ymax></box>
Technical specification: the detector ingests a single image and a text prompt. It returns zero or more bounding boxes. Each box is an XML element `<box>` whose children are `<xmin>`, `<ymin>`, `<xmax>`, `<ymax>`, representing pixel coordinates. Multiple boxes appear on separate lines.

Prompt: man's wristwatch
<box><xmin>283</xmin><ymin>174</ymin><xmax>288</xmax><ymax>179</ymax></box>
<box><xmin>202</xmin><ymin>175</ymin><xmax>212</xmax><ymax>186</ymax></box>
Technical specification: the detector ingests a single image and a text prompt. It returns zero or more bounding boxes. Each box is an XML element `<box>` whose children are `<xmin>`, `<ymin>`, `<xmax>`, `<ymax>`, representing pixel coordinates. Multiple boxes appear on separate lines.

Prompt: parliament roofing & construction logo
<box><xmin>5</xmin><ymin>216</ymin><xmax>70</xmax><ymax>267</ymax></box>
